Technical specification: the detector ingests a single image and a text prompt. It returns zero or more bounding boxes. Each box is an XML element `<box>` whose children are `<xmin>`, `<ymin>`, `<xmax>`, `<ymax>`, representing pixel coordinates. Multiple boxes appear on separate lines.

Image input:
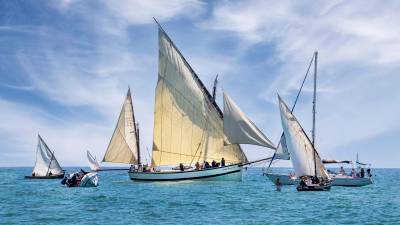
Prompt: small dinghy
<box><xmin>25</xmin><ymin>135</ymin><xmax>64</xmax><ymax>179</ymax></box>
<box><xmin>61</xmin><ymin>169</ymin><xmax>99</xmax><ymax>187</ymax></box>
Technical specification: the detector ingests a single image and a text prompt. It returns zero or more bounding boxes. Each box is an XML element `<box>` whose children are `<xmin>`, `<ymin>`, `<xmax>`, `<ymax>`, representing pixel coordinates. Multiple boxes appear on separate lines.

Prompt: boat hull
<box><xmin>25</xmin><ymin>173</ymin><xmax>64</xmax><ymax>179</ymax></box>
<box><xmin>330</xmin><ymin>175</ymin><xmax>372</xmax><ymax>186</ymax></box>
<box><xmin>79</xmin><ymin>172</ymin><xmax>99</xmax><ymax>187</ymax></box>
<box><xmin>129</xmin><ymin>164</ymin><xmax>242</xmax><ymax>181</ymax></box>
<box><xmin>297</xmin><ymin>183</ymin><xmax>332</xmax><ymax>191</ymax></box>
<box><xmin>265</xmin><ymin>173</ymin><xmax>297</xmax><ymax>185</ymax></box>
<box><xmin>265</xmin><ymin>173</ymin><xmax>373</xmax><ymax>187</ymax></box>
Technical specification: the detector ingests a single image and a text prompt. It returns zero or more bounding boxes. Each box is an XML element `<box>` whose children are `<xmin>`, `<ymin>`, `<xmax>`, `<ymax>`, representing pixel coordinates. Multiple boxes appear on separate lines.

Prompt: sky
<box><xmin>0</xmin><ymin>0</ymin><xmax>399</xmax><ymax>168</ymax></box>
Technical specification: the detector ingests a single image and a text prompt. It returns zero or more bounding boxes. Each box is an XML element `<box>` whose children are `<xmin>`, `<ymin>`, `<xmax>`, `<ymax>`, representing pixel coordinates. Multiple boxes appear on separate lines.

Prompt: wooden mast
<box><xmin>312</xmin><ymin>51</ymin><xmax>318</xmax><ymax>177</ymax></box>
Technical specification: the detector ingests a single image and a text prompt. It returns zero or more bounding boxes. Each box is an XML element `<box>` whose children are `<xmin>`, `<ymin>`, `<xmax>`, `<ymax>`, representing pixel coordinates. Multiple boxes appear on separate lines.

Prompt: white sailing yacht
<box><xmin>102</xmin><ymin>88</ymin><xmax>141</xmax><ymax>168</ymax></box>
<box><xmin>129</xmin><ymin>20</ymin><xmax>275</xmax><ymax>182</ymax></box>
<box><xmin>25</xmin><ymin>135</ymin><xmax>64</xmax><ymax>179</ymax></box>
<box><xmin>87</xmin><ymin>150</ymin><xmax>101</xmax><ymax>171</ymax></box>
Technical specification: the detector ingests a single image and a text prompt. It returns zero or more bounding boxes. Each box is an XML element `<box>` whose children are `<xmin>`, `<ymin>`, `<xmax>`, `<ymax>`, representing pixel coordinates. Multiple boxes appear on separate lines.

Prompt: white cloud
<box><xmin>204</xmin><ymin>0</ymin><xmax>400</xmax><ymax>162</ymax></box>
<box><xmin>1</xmin><ymin>0</ymin><xmax>205</xmax><ymax>166</ymax></box>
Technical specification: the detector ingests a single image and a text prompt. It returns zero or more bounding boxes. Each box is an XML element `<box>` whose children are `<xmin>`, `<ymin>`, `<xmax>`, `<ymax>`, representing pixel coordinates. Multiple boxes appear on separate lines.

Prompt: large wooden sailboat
<box><xmin>25</xmin><ymin>135</ymin><xmax>64</xmax><ymax>179</ymax></box>
<box><xmin>129</xmin><ymin>20</ymin><xmax>275</xmax><ymax>182</ymax></box>
<box><xmin>102</xmin><ymin>88</ymin><xmax>141</xmax><ymax>168</ymax></box>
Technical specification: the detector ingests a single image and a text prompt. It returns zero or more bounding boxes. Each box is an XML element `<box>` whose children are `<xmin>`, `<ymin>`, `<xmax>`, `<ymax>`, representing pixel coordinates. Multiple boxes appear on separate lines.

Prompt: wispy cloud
<box><xmin>203</xmin><ymin>0</ymin><xmax>400</xmax><ymax>165</ymax></box>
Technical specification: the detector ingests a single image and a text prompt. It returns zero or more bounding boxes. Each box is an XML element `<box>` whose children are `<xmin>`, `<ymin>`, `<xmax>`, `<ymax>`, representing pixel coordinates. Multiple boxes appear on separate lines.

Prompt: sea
<box><xmin>0</xmin><ymin>167</ymin><xmax>399</xmax><ymax>225</ymax></box>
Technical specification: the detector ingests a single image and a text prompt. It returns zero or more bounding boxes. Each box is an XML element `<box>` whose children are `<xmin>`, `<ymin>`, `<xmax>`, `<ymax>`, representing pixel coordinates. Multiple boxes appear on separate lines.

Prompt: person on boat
<box><xmin>67</xmin><ymin>173</ymin><xmax>77</xmax><ymax>187</ymax></box>
<box><xmin>299</xmin><ymin>176</ymin><xmax>307</xmax><ymax>187</ymax></box>
<box><xmin>360</xmin><ymin>167</ymin><xmax>365</xmax><ymax>178</ymax></box>
<box><xmin>339</xmin><ymin>166</ymin><xmax>345</xmax><ymax>175</ymax></box>
<box><xmin>204</xmin><ymin>161</ymin><xmax>211</xmax><ymax>169</ymax></box>
<box><xmin>31</xmin><ymin>172</ymin><xmax>35</xmax><ymax>177</ymax></box>
<box><xmin>367</xmin><ymin>168</ymin><xmax>372</xmax><ymax>177</ymax></box>
<box><xmin>48</xmin><ymin>171</ymin><xmax>52</xmax><ymax>176</ymax></box>
<box><xmin>179</xmin><ymin>163</ymin><xmax>185</xmax><ymax>171</ymax></box>
<box><xmin>350</xmin><ymin>168</ymin><xmax>356</xmax><ymax>177</ymax></box>
<box><xmin>211</xmin><ymin>160</ymin><xmax>217</xmax><ymax>168</ymax></box>
<box><xmin>221</xmin><ymin>158</ymin><xmax>225</xmax><ymax>167</ymax></box>
<box><xmin>311</xmin><ymin>176</ymin><xmax>320</xmax><ymax>184</ymax></box>
<box><xmin>195</xmin><ymin>162</ymin><xmax>201</xmax><ymax>170</ymax></box>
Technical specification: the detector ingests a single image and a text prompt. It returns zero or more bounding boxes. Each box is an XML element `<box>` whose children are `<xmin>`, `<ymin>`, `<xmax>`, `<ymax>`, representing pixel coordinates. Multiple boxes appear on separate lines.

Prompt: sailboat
<box><xmin>87</xmin><ymin>150</ymin><xmax>101</xmax><ymax>171</ymax></box>
<box><xmin>278</xmin><ymin>51</ymin><xmax>331</xmax><ymax>191</ymax></box>
<box><xmin>128</xmin><ymin>20</ymin><xmax>275</xmax><ymax>182</ymax></box>
<box><xmin>322</xmin><ymin>154</ymin><xmax>373</xmax><ymax>186</ymax></box>
<box><xmin>25</xmin><ymin>135</ymin><xmax>64</xmax><ymax>179</ymax></box>
<box><xmin>264</xmin><ymin>54</ymin><xmax>315</xmax><ymax>183</ymax></box>
<box><xmin>102</xmin><ymin>88</ymin><xmax>141</xmax><ymax>168</ymax></box>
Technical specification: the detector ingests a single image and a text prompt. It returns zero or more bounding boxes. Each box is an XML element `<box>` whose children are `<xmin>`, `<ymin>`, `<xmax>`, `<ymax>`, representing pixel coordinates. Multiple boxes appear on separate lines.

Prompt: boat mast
<box><xmin>212</xmin><ymin>74</ymin><xmax>218</xmax><ymax>101</ymax></box>
<box><xmin>312</xmin><ymin>51</ymin><xmax>318</xmax><ymax>177</ymax></box>
<box><xmin>265</xmin><ymin>54</ymin><xmax>315</xmax><ymax>172</ymax></box>
<box><xmin>136</xmin><ymin>122</ymin><xmax>141</xmax><ymax>164</ymax></box>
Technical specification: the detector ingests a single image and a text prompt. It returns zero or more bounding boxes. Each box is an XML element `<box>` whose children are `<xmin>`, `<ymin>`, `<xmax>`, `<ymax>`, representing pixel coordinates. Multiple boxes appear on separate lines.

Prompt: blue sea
<box><xmin>1</xmin><ymin>167</ymin><xmax>399</xmax><ymax>224</ymax></box>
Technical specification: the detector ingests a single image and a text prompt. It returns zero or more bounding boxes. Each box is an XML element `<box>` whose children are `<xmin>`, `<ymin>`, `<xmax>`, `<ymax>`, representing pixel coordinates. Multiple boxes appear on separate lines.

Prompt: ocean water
<box><xmin>0</xmin><ymin>167</ymin><xmax>399</xmax><ymax>225</ymax></box>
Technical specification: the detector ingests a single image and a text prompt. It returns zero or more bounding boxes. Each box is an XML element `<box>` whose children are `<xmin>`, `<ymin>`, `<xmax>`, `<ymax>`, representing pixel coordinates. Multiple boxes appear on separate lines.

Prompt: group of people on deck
<box><xmin>338</xmin><ymin>166</ymin><xmax>371</xmax><ymax>178</ymax></box>
<box><xmin>184</xmin><ymin>158</ymin><xmax>226</xmax><ymax>171</ymax></box>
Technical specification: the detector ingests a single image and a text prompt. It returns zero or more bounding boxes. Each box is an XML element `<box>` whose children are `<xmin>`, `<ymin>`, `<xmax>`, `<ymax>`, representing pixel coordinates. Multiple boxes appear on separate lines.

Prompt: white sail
<box><xmin>223</xmin><ymin>92</ymin><xmax>275</xmax><ymax>149</ymax></box>
<box><xmin>152</xmin><ymin>27</ymin><xmax>247</xmax><ymax>167</ymax></box>
<box><xmin>32</xmin><ymin>135</ymin><xmax>63</xmax><ymax>176</ymax></box>
<box><xmin>274</xmin><ymin>134</ymin><xmax>290</xmax><ymax>160</ymax></box>
<box><xmin>278</xmin><ymin>96</ymin><xmax>329</xmax><ymax>179</ymax></box>
<box><xmin>87</xmin><ymin>150</ymin><xmax>101</xmax><ymax>171</ymax></box>
<box><xmin>102</xmin><ymin>89</ymin><xmax>139</xmax><ymax>164</ymax></box>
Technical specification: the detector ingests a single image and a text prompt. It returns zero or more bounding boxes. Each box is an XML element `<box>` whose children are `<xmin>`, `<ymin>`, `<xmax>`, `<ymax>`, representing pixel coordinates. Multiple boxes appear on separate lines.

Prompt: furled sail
<box><xmin>278</xmin><ymin>96</ymin><xmax>329</xmax><ymax>179</ymax></box>
<box><xmin>223</xmin><ymin>92</ymin><xmax>275</xmax><ymax>149</ymax></box>
<box><xmin>274</xmin><ymin>134</ymin><xmax>290</xmax><ymax>160</ymax></box>
<box><xmin>102</xmin><ymin>89</ymin><xmax>139</xmax><ymax>164</ymax></box>
<box><xmin>152</xmin><ymin>26</ymin><xmax>247</xmax><ymax>167</ymax></box>
<box><xmin>87</xmin><ymin>150</ymin><xmax>101</xmax><ymax>171</ymax></box>
<box><xmin>32</xmin><ymin>135</ymin><xmax>63</xmax><ymax>176</ymax></box>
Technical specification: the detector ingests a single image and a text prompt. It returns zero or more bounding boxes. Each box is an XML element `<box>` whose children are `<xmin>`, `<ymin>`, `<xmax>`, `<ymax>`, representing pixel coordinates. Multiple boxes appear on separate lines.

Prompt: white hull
<box><xmin>265</xmin><ymin>173</ymin><xmax>298</xmax><ymax>185</ymax></box>
<box><xmin>265</xmin><ymin>173</ymin><xmax>372</xmax><ymax>187</ymax></box>
<box><xmin>330</xmin><ymin>174</ymin><xmax>372</xmax><ymax>186</ymax></box>
<box><xmin>80</xmin><ymin>172</ymin><xmax>99</xmax><ymax>187</ymax></box>
<box><xmin>129</xmin><ymin>164</ymin><xmax>242</xmax><ymax>181</ymax></box>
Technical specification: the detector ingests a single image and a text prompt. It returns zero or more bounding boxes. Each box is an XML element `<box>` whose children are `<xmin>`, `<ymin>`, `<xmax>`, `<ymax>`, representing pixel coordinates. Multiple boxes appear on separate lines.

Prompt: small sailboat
<box><xmin>278</xmin><ymin>52</ymin><xmax>331</xmax><ymax>191</ymax></box>
<box><xmin>25</xmin><ymin>135</ymin><xmax>64</xmax><ymax>179</ymax></box>
<box><xmin>278</xmin><ymin>95</ymin><xmax>331</xmax><ymax>191</ymax></box>
<box><xmin>102</xmin><ymin>88</ymin><xmax>141</xmax><ymax>168</ymax></box>
<box><xmin>87</xmin><ymin>150</ymin><xmax>101</xmax><ymax>171</ymax></box>
<box><xmin>264</xmin><ymin>54</ymin><xmax>314</xmax><ymax>183</ymax></box>
<box><xmin>129</xmin><ymin>20</ymin><xmax>275</xmax><ymax>182</ymax></box>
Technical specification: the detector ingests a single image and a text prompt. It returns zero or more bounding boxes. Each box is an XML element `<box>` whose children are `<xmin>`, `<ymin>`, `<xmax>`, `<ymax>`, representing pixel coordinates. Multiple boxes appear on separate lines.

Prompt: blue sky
<box><xmin>1</xmin><ymin>0</ymin><xmax>399</xmax><ymax>168</ymax></box>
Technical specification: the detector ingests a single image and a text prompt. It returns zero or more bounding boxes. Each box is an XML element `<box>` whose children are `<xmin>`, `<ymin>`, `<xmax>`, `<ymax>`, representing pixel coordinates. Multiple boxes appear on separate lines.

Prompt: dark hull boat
<box><xmin>297</xmin><ymin>181</ymin><xmax>332</xmax><ymax>191</ymax></box>
<box><xmin>25</xmin><ymin>173</ymin><xmax>64</xmax><ymax>179</ymax></box>
<box><xmin>25</xmin><ymin>135</ymin><xmax>64</xmax><ymax>179</ymax></box>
